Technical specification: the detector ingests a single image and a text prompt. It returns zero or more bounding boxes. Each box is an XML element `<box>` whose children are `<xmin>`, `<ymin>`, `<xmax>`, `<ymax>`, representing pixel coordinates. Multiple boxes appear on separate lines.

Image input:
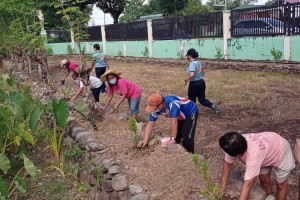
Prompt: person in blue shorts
<box><xmin>137</xmin><ymin>93</ymin><xmax>198</xmax><ymax>153</ymax></box>
<box><xmin>90</xmin><ymin>44</ymin><xmax>109</xmax><ymax>93</ymax></box>
<box><xmin>185</xmin><ymin>48</ymin><xmax>221</xmax><ymax>114</ymax></box>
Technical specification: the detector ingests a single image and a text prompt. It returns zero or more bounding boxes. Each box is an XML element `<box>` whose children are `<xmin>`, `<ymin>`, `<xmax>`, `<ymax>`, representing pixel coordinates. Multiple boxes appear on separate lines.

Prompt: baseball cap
<box><xmin>185</xmin><ymin>48</ymin><xmax>196</xmax><ymax>56</ymax></box>
<box><xmin>146</xmin><ymin>93</ymin><xmax>163</xmax><ymax>113</ymax></box>
<box><xmin>60</xmin><ymin>59</ymin><xmax>68</xmax><ymax>67</ymax></box>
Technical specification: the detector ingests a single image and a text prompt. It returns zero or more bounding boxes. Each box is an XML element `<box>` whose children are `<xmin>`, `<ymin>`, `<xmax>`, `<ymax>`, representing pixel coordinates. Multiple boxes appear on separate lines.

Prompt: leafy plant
<box><xmin>214</xmin><ymin>47</ymin><xmax>223</xmax><ymax>60</ymax></box>
<box><xmin>270</xmin><ymin>48</ymin><xmax>282</xmax><ymax>61</ymax></box>
<box><xmin>76</xmin><ymin>181</ymin><xmax>87</xmax><ymax>192</ymax></box>
<box><xmin>47</xmin><ymin>99</ymin><xmax>68</xmax><ymax>159</ymax></box>
<box><xmin>129</xmin><ymin>117</ymin><xmax>139</xmax><ymax>143</ymax></box>
<box><xmin>67</xmin><ymin>44</ymin><xmax>74</xmax><ymax>55</ymax></box>
<box><xmin>192</xmin><ymin>154</ymin><xmax>223</xmax><ymax>200</ymax></box>
<box><xmin>117</xmin><ymin>49</ymin><xmax>123</xmax><ymax>57</ymax></box>
<box><xmin>141</xmin><ymin>46</ymin><xmax>149</xmax><ymax>57</ymax></box>
<box><xmin>64</xmin><ymin>144</ymin><xmax>85</xmax><ymax>159</ymax></box>
<box><xmin>96</xmin><ymin>165</ymin><xmax>105</xmax><ymax>187</ymax></box>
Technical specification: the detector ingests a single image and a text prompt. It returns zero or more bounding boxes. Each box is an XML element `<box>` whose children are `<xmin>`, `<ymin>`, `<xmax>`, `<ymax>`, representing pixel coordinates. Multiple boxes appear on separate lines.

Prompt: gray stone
<box><xmin>129</xmin><ymin>185</ymin><xmax>143</xmax><ymax>196</ymax></box>
<box><xmin>110</xmin><ymin>191</ymin><xmax>119</xmax><ymax>200</ymax></box>
<box><xmin>87</xmin><ymin>165</ymin><xmax>95</xmax><ymax>175</ymax></box>
<box><xmin>112</xmin><ymin>174</ymin><xmax>128</xmax><ymax>191</ymax></box>
<box><xmin>89</xmin><ymin>187</ymin><xmax>99</xmax><ymax>199</ymax></box>
<box><xmin>75</xmin><ymin>131</ymin><xmax>89</xmax><ymax>142</ymax></box>
<box><xmin>105</xmin><ymin>173</ymin><xmax>113</xmax><ymax>180</ymax></box>
<box><xmin>230</xmin><ymin>170</ymin><xmax>243</xmax><ymax>181</ymax></box>
<box><xmin>88</xmin><ymin>142</ymin><xmax>105</xmax><ymax>152</ymax></box>
<box><xmin>118</xmin><ymin>113</ymin><xmax>129</xmax><ymax>121</ymax></box>
<box><xmin>71</xmin><ymin>126</ymin><xmax>85</xmax><ymax>138</ymax></box>
<box><xmin>103</xmin><ymin>180</ymin><xmax>114</xmax><ymax>192</ymax></box>
<box><xmin>119</xmin><ymin>189</ymin><xmax>132</xmax><ymax>200</ymax></box>
<box><xmin>131</xmin><ymin>193</ymin><xmax>147</xmax><ymax>200</ymax></box>
<box><xmin>103</xmin><ymin>159</ymin><xmax>113</xmax><ymax>172</ymax></box>
<box><xmin>64</xmin><ymin>136</ymin><xmax>74</xmax><ymax>147</ymax></box>
<box><xmin>99</xmin><ymin>191</ymin><xmax>110</xmax><ymax>200</ymax></box>
<box><xmin>82</xmin><ymin>153</ymin><xmax>90</xmax><ymax>163</ymax></box>
<box><xmin>89</xmin><ymin>175</ymin><xmax>97</xmax><ymax>186</ymax></box>
<box><xmin>108</xmin><ymin>166</ymin><xmax>120</xmax><ymax>175</ymax></box>
<box><xmin>79</xmin><ymin>170</ymin><xmax>89</xmax><ymax>186</ymax></box>
<box><xmin>148</xmin><ymin>137</ymin><xmax>158</xmax><ymax>146</ymax></box>
<box><xmin>87</xmin><ymin>135</ymin><xmax>97</xmax><ymax>143</ymax></box>
<box><xmin>265</xmin><ymin>195</ymin><xmax>275</xmax><ymax>200</ymax></box>
<box><xmin>92</xmin><ymin>154</ymin><xmax>106</xmax><ymax>166</ymax></box>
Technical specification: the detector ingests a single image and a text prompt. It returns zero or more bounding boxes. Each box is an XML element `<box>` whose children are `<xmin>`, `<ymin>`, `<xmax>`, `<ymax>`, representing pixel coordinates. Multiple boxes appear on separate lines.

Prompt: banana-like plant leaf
<box><xmin>29</xmin><ymin>106</ymin><xmax>42</xmax><ymax>131</ymax></box>
<box><xmin>0</xmin><ymin>154</ymin><xmax>10</xmax><ymax>174</ymax></box>
<box><xmin>0</xmin><ymin>177</ymin><xmax>9</xmax><ymax>200</ymax></box>
<box><xmin>23</xmin><ymin>154</ymin><xmax>38</xmax><ymax>179</ymax></box>
<box><xmin>73</xmin><ymin>100</ymin><xmax>89</xmax><ymax>117</ymax></box>
<box><xmin>14</xmin><ymin>177</ymin><xmax>27</xmax><ymax>194</ymax></box>
<box><xmin>6</xmin><ymin>78</ymin><xmax>14</xmax><ymax>86</ymax></box>
<box><xmin>22</xmin><ymin>92</ymin><xmax>33</xmax><ymax>119</ymax></box>
<box><xmin>9</xmin><ymin>92</ymin><xmax>23</xmax><ymax>108</ymax></box>
<box><xmin>19</xmin><ymin>124</ymin><xmax>34</xmax><ymax>145</ymax></box>
<box><xmin>0</xmin><ymin>89</ymin><xmax>7</xmax><ymax>103</ymax></box>
<box><xmin>14</xmin><ymin>135</ymin><xmax>21</xmax><ymax>146</ymax></box>
<box><xmin>52</xmin><ymin>99</ymin><xmax>68</xmax><ymax>128</ymax></box>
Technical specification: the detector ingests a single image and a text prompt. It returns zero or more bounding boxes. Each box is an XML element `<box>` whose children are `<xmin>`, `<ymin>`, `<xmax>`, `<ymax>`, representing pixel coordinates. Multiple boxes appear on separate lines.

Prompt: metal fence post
<box><xmin>222</xmin><ymin>10</ymin><xmax>231</xmax><ymax>59</ymax></box>
<box><xmin>147</xmin><ymin>19</ymin><xmax>153</xmax><ymax>58</ymax></box>
<box><xmin>101</xmin><ymin>25</ymin><xmax>106</xmax><ymax>53</ymax></box>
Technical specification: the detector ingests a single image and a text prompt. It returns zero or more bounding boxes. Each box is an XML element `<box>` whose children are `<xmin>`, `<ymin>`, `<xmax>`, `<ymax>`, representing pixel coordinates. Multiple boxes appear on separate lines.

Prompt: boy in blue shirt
<box><xmin>137</xmin><ymin>93</ymin><xmax>198</xmax><ymax>153</ymax></box>
<box><xmin>90</xmin><ymin>44</ymin><xmax>109</xmax><ymax>93</ymax></box>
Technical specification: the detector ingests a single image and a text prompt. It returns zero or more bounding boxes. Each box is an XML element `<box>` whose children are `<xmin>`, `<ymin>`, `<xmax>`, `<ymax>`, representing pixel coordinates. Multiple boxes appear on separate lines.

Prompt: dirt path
<box><xmin>48</xmin><ymin>57</ymin><xmax>300</xmax><ymax>200</ymax></box>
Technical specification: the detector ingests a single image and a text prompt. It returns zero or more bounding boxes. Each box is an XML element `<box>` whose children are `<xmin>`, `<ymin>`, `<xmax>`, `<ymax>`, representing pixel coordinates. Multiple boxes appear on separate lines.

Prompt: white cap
<box><xmin>60</xmin><ymin>59</ymin><xmax>68</xmax><ymax>67</ymax></box>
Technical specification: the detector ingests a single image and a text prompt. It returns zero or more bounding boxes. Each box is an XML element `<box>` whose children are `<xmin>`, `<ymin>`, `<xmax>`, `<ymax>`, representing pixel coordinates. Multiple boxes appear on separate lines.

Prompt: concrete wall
<box><xmin>228</xmin><ymin>37</ymin><xmax>284</xmax><ymax>60</ymax></box>
<box><xmin>48</xmin><ymin>36</ymin><xmax>300</xmax><ymax>62</ymax></box>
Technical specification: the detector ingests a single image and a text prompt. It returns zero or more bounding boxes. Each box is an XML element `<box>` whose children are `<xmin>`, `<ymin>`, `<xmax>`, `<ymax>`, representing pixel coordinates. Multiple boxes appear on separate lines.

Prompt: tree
<box><xmin>206</xmin><ymin>0</ymin><xmax>256</xmax><ymax>10</ymax></box>
<box><xmin>120</xmin><ymin>0</ymin><xmax>146</xmax><ymax>22</ymax></box>
<box><xmin>94</xmin><ymin>0</ymin><xmax>127</xmax><ymax>24</ymax></box>
<box><xmin>156</xmin><ymin>0</ymin><xmax>188</xmax><ymax>15</ymax></box>
<box><xmin>176</xmin><ymin>0</ymin><xmax>212</xmax><ymax>16</ymax></box>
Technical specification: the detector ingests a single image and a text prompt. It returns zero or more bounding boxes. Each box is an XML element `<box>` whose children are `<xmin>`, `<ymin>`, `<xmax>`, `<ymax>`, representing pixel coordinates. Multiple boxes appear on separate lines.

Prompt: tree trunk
<box><xmin>112</xmin><ymin>13</ymin><xmax>119</xmax><ymax>24</ymax></box>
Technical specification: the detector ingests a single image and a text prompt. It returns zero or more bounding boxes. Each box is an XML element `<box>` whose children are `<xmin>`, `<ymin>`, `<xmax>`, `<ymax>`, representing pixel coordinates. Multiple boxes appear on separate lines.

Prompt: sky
<box><xmin>88</xmin><ymin>0</ymin><xmax>267</xmax><ymax>26</ymax></box>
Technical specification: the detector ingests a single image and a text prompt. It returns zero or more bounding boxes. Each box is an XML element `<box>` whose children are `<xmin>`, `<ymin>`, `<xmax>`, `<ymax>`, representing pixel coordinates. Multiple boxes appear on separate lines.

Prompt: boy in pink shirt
<box><xmin>60</xmin><ymin>59</ymin><xmax>78</xmax><ymax>84</ymax></box>
<box><xmin>100</xmin><ymin>69</ymin><xmax>142</xmax><ymax>119</ymax></box>
<box><xmin>219</xmin><ymin>132</ymin><xmax>295</xmax><ymax>200</ymax></box>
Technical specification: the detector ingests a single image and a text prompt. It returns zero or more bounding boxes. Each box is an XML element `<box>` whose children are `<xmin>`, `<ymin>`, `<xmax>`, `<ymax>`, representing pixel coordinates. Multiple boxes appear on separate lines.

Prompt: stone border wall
<box><xmin>65</xmin><ymin>121</ymin><xmax>148</xmax><ymax>200</ymax></box>
<box><xmin>110</xmin><ymin>57</ymin><xmax>300</xmax><ymax>74</ymax></box>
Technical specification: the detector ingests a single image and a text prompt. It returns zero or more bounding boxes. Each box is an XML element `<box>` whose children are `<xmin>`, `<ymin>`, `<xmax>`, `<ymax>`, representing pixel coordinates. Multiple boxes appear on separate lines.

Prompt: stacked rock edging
<box><xmin>65</xmin><ymin>121</ymin><xmax>148</xmax><ymax>200</ymax></box>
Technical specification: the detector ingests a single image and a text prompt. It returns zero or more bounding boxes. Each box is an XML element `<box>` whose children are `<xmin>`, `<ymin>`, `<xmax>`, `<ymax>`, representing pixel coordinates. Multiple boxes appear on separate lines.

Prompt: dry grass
<box><xmin>48</xmin><ymin>57</ymin><xmax>300</xmax><ymax>200</ymax></box>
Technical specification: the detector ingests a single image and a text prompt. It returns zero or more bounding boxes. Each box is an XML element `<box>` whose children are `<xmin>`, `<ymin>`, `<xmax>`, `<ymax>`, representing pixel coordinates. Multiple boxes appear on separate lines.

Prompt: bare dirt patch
<box><xmin>48</xmin><ymin>56</ymin><xmax>300</xmax><ymax>200</ymax></box>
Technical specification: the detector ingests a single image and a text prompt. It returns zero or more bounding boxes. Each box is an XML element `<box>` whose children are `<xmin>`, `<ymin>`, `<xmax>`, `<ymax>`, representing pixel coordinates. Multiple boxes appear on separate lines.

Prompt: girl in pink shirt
<box><xmin>60</xmin><ymin>59</ymin><xmax>78</xmax><ymax>84</ymax></box>
<box><xmin>100</xmin><ymin>70</ymin><xmax>142</xmax><ymax>119</ymax></box>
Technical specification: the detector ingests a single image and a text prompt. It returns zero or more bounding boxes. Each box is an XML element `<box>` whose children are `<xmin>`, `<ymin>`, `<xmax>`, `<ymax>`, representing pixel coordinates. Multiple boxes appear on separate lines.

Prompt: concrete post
<box><xmin>123</xmin><ymin>41</ymin><xmax>127</xmax><ymax>57</ymax></box>
<box><xmin>283</xmin><ymin>36</ymin><xmax>291</xmax><ymax>61</ymax></box>
<box><xmin>147</xmin><ymin>20</ymin><xmax>153</xmax><ymax>58</ymax></box>
<box><xmin>222</xmin><ymin>10</ymin><xmax>231</xmax><ymax>59</ymax></box>
<box><xmin>101</xmin><ymin>25</ymin><xmax>106</xmax><ymax>53</ymax></box>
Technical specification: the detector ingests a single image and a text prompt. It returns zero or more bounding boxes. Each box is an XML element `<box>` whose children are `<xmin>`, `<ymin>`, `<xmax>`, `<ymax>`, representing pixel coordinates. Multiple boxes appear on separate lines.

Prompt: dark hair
<box><xmin>93</xmin><ymin>44</ymin><xmax>100</xmax><ymax>50</ymax></box>
<box><xmin>72</xmin><ymin>71</ymin><xmax>80</xmax><ymax>79</ymax></box>
<box><xmin>185</xmin><ymin>48</ymin><xmax>199</xmax><ymax>58</ymax></box>
<box><xmin>186</xmin><ymin>48</ymin><xmax>199</xmax><ymax>59</ymax></box>
<box><xmin>219</xmin><ymin>132</ymin><xmax>247</xmax><ymax>157</ymax></box>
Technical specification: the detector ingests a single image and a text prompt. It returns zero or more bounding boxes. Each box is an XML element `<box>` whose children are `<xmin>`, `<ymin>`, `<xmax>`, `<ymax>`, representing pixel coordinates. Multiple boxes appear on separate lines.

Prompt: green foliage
<box><xmin>67</xmin><ymin>45</ymin><xmax>74</xmax><ymax>55</ymax></box>
<box><xmin>141</xmin><ymin>46</ymin><xmax>149</xmax><ymax>57</ymax></box>
<box><xmin>52</xmin><ymin>99</ymin><xmax>68</xmax><ymax>128</ymax></box>
<box><xmin>176</xmin><ymin>0</ymin><xmax>211</xmax><ymax>15</ymax></box>
<box><xmin>73</xmin><ymin>99</ymin><xmax>89</xmax><ymax>118</ymax></box>
<box><xmin>64</xmin><ymin>144</ymin><xmax>85</xmax><ymax>159</ymax></box>
<box><xmin>129</xmin><ymin>118</ymin><xmax>139</xmax><ymax>143</ymax></box>
<box><xmin>117</xmin><ymin>49</ymin><xmax>123</xmax><ymax>57</ymax></box>
<box><xmin>271</xmin><ymin>48</ymin><xmax>282</xmax><ymax>61</ymax></box>
<box><xmin>76</xmin><ymin>181</ymin><xmax>87</xmax><ymax>192</ymax></box>
<box><xmin>192</xmin><ymin>154</ymin><xmax>223</xmax><ymax>200</ymax></box>
<box><xmin>206</xmin><ymin>0</ymin><xmax>256</xmax><ymax>10</ymax></box>
<box><xmin>23</xmin><ymin>154</ymin><xmax>39</xmax><ymax>179</ymax></box>
<box><xmin>120</xmin><ymin>0</ymin><xmax>147</xmax><ymax>22</ymax></box>
<box><xmin>0</xmin><ymin>154</ymin><xmax>10</xmax><ymax>174</ymax></box>
<box><xmin>96</xmin><ymin>165</ymin><xmax>105</xmax><ymax>186</ymax></box>
<box><xmin>214</xmin><ymin>47</ymin><xmax>223</xmax><ymax>60</ymax></box>
<box><xmin>0</xmin><ymin>176</ymin><xmax>9</xmax><ymax>200</ymax></box>
<box><xmin>94</xmin><ymin>0</ymin><xmax>127</xmax><ymax>24</ymax></box>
